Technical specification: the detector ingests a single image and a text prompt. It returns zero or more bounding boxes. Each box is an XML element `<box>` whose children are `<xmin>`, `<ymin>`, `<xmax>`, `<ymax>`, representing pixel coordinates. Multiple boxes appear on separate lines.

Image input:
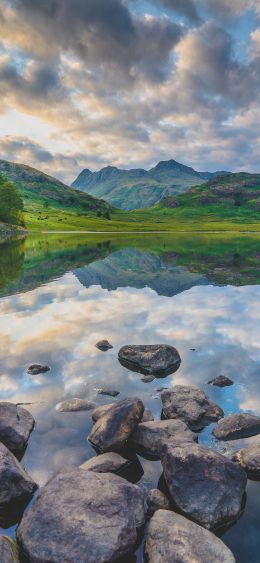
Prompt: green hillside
<box><xmin>0</xmin><ymin>159</ymin><xmax>112</xmax><ymax>230</ymax></box>
<box><xmin>72</xmin><ymin>159</ymin><xmax>227</xmax><ymax>210</ymax></box>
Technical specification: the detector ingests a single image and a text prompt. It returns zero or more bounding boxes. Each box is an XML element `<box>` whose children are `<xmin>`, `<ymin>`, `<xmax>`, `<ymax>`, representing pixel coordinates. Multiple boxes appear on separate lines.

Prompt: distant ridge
<box><xmin>72</xmin><ymin>159</ymin><xmax>228</xmax><ymax>210</ymax></box>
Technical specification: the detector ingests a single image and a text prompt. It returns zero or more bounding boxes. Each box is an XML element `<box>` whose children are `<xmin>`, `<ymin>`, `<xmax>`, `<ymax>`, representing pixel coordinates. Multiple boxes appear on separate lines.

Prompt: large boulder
<box><xmin>92</xmin><ymin>404</ymin><xmax>153</xmax><ymax>424</ymax></box>
<box><xmin>233</xmin><ymin>444</ymin><xmax>260</xmax><ymax>479</ymax></box>
<box><xmin>146</xmin><ymin>490</ymin><xmax>172</xmax><ymax>517</ymax></box>
<box><xmin>88</xmin><ymin>397</ymin><xmax>144</xmax><ymax>453</ymax></box>
<box><xmin>145</xmin><ymin>510</ymin><xmax>235</xmax><ymax>563</ymax></box>
<box><xmin>213</xmin><ymin>413</ymin><xmax>260</xmax><ymax>441</ymax></box>
<box><xmin>56</xmin><ymin>398</ymin><xmax>96</xmax><ymax>412</ymax></box>
<box><xmin>0</xmin><ymin>537</ymin><xmax>20</xmax><ymax>563</ymax></box>
<box><xmin>130</xmin><ymin>419</ymin><xmax>197</xmax><ymax>458</ymax></box>
<box><xmin>161</xmin><ymin>442</ymin><xmax>247</xmax><ymax>530</ymax></box>
<box><xmin>0</xmin><ymin>402</ymin><xmax>35</xmax><ymax>458</ymax></box>
<box><xmin>0</xmin><ymin>442</ymin><xmax>37</xmax><ymax>528</ymax></box>
<box><xmin>17</xmin><ymin>469</ymin><xmax>144</xmax><ymax>563</ymax></box>
<box><xmin>118</xmin><ymin>344</ymin><xmax>181</xmax><ymax>377</ymax></box>
<box><xmin>161</xmin><ymin>386</ymin><xmax>223</xmax><ymax>431</ymax></box>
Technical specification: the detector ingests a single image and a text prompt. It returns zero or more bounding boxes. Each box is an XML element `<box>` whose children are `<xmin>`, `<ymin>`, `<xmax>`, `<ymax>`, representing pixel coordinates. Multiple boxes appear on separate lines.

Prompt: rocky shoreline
<box><xmin>0</xmin><ymin>344</ymin><xmax>260</xmax><ymax>561</ymax></box>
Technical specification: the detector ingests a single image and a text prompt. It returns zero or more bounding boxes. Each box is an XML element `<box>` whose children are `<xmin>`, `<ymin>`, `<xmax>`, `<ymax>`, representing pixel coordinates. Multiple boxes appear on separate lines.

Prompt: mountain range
<box><xmin>72</xmin><ymin>159</ymin><xmax>228</xmax><ymax>210</ymax></box>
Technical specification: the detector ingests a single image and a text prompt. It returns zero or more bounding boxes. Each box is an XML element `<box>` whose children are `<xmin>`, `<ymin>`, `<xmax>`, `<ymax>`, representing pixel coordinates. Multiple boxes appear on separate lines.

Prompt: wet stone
<box><xmin>27</xmin><ymin>364</ymin><xmax>50</xmax><ymax>375</ymax></box>
<box><xmin>95</xmin><ymin>340</ymin><xmax>113</xmax><ymax>351</ymax></box>
<box><xmin>161</xmin><ymin>385</ymin><xmax>224</xmax><ymax>432</ymax></box>
<box><xmin>118</xmin><ymin>344</ymin><xmax>181</xmax><ymax>377</ymax></box>
<box><xmin>55</xmin><ymin>398</ymin><xmax>96</xmax><ymax>412</ymax></box>
<box><xmin>145</xmin><ymin>510</ymin><xmax>235</xmax><ymax>563</ymax></box>
<box><xmin>233</xmin><ymin>444</ymin><xmax>260</xmax><ymax>479</ymax></box>
<box><xmin>0</xmin><ymin>402</ymin><xmax>35</xmax><ymax>458</ymax></box>
<box><xmin>208</xmin><ymin>375</ymin><xmax>234</xmax><ymax>387</ymax></box>
<box><xmin>213</xmin><ymin>413</ymin><xmax>260</xmax><ymax>441</ymax></box>
<box><xmin>17</xmin><ymin>469</ymin><xmax>144</xmax><ymax>563</ymax></box>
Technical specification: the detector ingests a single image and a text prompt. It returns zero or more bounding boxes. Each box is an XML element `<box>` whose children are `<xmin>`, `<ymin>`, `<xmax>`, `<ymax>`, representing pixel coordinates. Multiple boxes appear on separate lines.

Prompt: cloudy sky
<box><xmin>0</xmin><ymin>0</ymin><xmax>260</xmax><ymax>182</ymax></box>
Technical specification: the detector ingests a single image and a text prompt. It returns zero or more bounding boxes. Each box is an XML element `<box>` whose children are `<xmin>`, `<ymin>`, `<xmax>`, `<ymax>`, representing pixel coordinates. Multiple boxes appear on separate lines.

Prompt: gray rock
<box><xmin>92</xmin><ymin>404</ymin><xmax>113</xmax><ymax>422</ymax></box>
<box><xmin>95</xmin><ymin>340</ymin><xmax>113</xmax><ymax>351</ymax></box>
<box><xmin>56</xmin><ymin>398</ymin><xmax>96</xmax><ymax>412</ymax></box>
<box><xmin>213</xmin><ymin>413</ymin><xmax>260</xmax><ymax>441</ymax></box>
<box><xmin>208</xmin><ymin>375</ymin><xmax>234</xmax><ymax>387</ymax></box>
<box><xmin>162</xmin><ymin>442</ymin><xmax>247</xmax><ymax>530</ymax></box>
<box><xmin>131</xmin><ymin>419</ymin><xmax>197</xmax><ymax>458</ymax></box>
<box><xmin>118</xmin><ymin>344</ymin><xmax>181</xmax><ymax>376</ymax></box>
<box><xmin>97</xmin><ymin>389</ymin><xmax>120</xmax><ymax>397</ymax></box>
<box><xmin>80</xmin><ymin>452</ymin><xmax>130</xmax><ymax>474</ymax></box>
<box><xmin>147</xmin><ymin>490</ymin><xmax>172</xmax><ymax>516</ymax></box>
<box><xmin>142</xmin><ymin>409</ymin><xmax>154</xmax><ymax>423</ymax></box>
<box><xmin>145</xmin><ymin>510</ymin><xmax>235</xmax><ymax>563</ymax></box>
<box><xmin>17</xmin><ymin>469</ymin><xmax>144</xmax><ymax>563</ymax></box>
<box><xmin>0</xmin><ymin>537</ymin><xmax>20</xmax><ymax>563</ymax></box>
<box><xmin>233</xmin><ymin>444</ymin><xmax>260</xmax><ymax>479</ymax></box>
<box><xmin>92</xmin><ymin>404</ymin><xmax>153</xmax><ymax>424</ymax></box>
<box><xmin>0</xmin><ymin>442</ymin><xmax>37</xmax><ymax>528</ymax></box>
<box><xmin>0</xmin><ymin>402</ymin><xmax>35</xmax><ymax>457</ymax></box>
<box><xmin>88</xmin><ymin>397</ymin><xmax>144</xmax><ymax>452</ymax></box>
<box><xmin>27</xmin><ymin>364</ymin><xmax>50</xmax><ymax>375</ymax></box>
<box><xmin>161</xmin><ymin>385</ymin><xmax>224</xmax><ymax>431</ymax></box>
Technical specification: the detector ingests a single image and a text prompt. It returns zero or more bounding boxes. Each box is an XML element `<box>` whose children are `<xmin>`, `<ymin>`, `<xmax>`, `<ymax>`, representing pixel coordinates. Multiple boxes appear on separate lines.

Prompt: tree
<box><xmin>0</xmin><ymin>173</ymin><xmax>24</xmax><ymax>225</ymax></box>
<box><xmin>104</xmin><ymin>210</ymin><xmax>111</xmax><ymax>220</ymax></box>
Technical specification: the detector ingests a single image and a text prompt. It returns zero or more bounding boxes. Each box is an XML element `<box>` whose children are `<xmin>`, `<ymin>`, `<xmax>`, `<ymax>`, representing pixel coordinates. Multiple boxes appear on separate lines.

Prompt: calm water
<box><xmin>0</xmin><ymin>233</ymin><xmax>260</xmax><ymax>562</ymax></box>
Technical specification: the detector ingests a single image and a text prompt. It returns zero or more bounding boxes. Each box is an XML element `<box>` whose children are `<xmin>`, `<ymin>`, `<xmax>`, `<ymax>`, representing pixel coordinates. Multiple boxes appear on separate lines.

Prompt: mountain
<box><xmin>0</xmin><ymin>159</ymin><xmax>111</xmax><ymax>222</ymax></box>
<box><xmin>72</xmin><ymin>159</ymin><xmax>228</xmax><ymax>210</ymax></box>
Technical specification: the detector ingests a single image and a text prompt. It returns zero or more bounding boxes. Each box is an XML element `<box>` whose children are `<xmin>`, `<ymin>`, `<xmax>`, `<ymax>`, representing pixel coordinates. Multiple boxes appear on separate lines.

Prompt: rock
<box><xmin>80</xmin><ymin>452</ymin><xmax>130</xmax><ymax>474</ymax></box>
<box><xmin>145</xmin><ymin>510</ymin><xmax>235</xmax><ymax>563</ymax></box>
<box><xmin>0</xmin><ymin>537</ymin><xmax>20</xmax><ymax>563</ymax></box>
<box><xmin>0</xmin><ymin>402</ymin><xmax>35</xmax><ymax>458</ymax></box>
<box><xmin>92</xmin><ymin>404</ymin><xmax>153</xmax><ymax>424</ymax></box>
<box><xmin>56</xmin><ymin>398</ymin><xmax>96</xmax><ymax>412</ymax></box>
<box><xmin>27</xmin><ymin>364</ymin><xmax>50</xmax><ymax>375</ymax></box>
<box><xmin>208</xmin><ymin>375</ymin><xmax>234</xmax><ymax>387</ymax></box>
<box><xmin>213</xmin><ymin>413</ymin><xmax>260</xmax><ymax>441</ymax></box>
<box><xmin>131</xmin><ymin>419</ymin><xmax>197</xmax><ymax>458</ymax></box>
<box><xmin>146</xmin><ymin>490</ymin><xmax>172</xmax><ymax>516</ymax></box>
<box><xmin>17</xmin><ymin>469</ymin><xmax>144</xmax><ymax>563</ymax></box>
<box><xmin>161</xmin><ymin>442</ymin><xmax>247</xmax><ymax>530</ymax></box>
<box><xmin>141</xmin><ymin>374</ymin><xmax>155</xmax><ymax>383</ymax></box>
<box><xmin>88</xmin><ymin>397</ymin><xmax>144</xmax><ymax>452</ymax></box>
<box><xmin>233</xmin><ymin>444</ymin><xmax>260</xmax><ymax>479</ymax></box>
<box><xmin>95</xmin><ymin>340</ymin><xmax>113</xmax><ymax>351</ymax></box>
<box><xmin>0</xmin><ymin>442</ymin><xmax>37</xmax><ymax>528</ymax></box>
<box><xmin>97</xmin><ymin>389</ymin><xmax>120</xmax><ymax>397</ymax></box>
<box><xmin>161</xmin><ymin>385</ymin><xmax>224</xmax><ymax>431</ymax></box>
<box><xmin>142</xmin><ymin>409</ymin><xmax>154</xmax><ymax>423</ymax></box>
<box><xmin>118</xmin><ymin>344</ymin><xmax>181</xmax><ymax>377</ymax></box>
<box><xmin>92</xmin><ymin>404</ymin><xmax>113</xmax><ymax>422</ymax></box>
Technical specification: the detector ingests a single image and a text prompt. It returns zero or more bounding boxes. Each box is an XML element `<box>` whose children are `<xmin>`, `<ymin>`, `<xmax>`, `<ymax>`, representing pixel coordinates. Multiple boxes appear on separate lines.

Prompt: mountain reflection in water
<box><xmin>0</xmin><ymin>233</ymin><xmax>259</xmax><ymax>562</ymax></box>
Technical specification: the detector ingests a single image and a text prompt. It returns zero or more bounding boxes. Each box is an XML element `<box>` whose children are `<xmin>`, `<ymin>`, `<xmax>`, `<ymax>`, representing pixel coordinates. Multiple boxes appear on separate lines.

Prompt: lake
<box><xmin>0</xmin><ymin>233</ymin><xmax>259</xmax><ymax>562</ymax></box>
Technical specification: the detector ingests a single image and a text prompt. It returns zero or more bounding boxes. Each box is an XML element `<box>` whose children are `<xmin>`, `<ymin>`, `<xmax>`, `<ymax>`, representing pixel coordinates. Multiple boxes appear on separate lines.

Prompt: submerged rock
<box><xmin>0</xmin><ymin>442</ymin><xmax>37</xmax><ymax>528</ymax></box>
<box><xmin>213</xmin><ymin>413</ymin><xmax>260</xmax><ymax>441</ymax></box>
<box><xmin>208</xmin><ymin>375</ymin><xmax>234</xmax><ymax>387</ymax></box>
<box><xmin>233</xmin><ymin>444</ymin><xmax>260</xmax><ymax>479</ymax></box>
<box><xmin>161</xmin><ymin>385</ymin><xmax>223</xmax><ymax>432</ymax></box>
<box><xmin>80</xmin><ymin>452</ymin><xmax>130</xmax><ymax>474</ymax></box>
<box><xmin>56</xmin><ymin>398</ymin><xmax>96</xmax><ymax>412</ymax></box>
<box><xmin>97</xmin><ymin>389</ymin><xmax>120</xmax><ymax>397</ymax></box>
<box><xmin>118</xmin><ymin>344</ymin><xmax>181</xmax><ymax>377</ymax></box>
<box><xmin>95</xmin><ymin>340</ymin><xmax>113</xmax><ymax>351</ymax></box>
<box><xmin>145</xmin><ymin>510</ymin><xmax>235</xmax><ymax>563</ymax></box>
<box><xmin>130</xmin><ymin>419</ymin><xmax>197</xmax><ymax>458</ymax></box>
<box><xmin>146</xmin><ymin>490</ymin><xmax>172</xmax><ymax>516</ymax></box>
<box><xmin>162</xmin><ymin>442</ymin><xmax>247</xmax><ymax>530</ymax></box>
<box><xmin>0</xmin><ymin>536</ymin><xmax>20</xmax><ymax>563</ymax></box>
<box><xmin>88</xmin><ymin>397</ymin><xmax>144</xmax><ymax>452</ymax></box>
<box><xmin>17</xmin><ymin>469</ymin><xmax>144</xmax><ymax>563</ymax></box>
<box><xmin>27</xmin><ymin>364</ymin><xmax>50</xmax><ymax>375</ymax></box>
<box><xmin>0</xmin><ymin>402</ymin><xmax>35</xmax><ymax>458</ymax></box>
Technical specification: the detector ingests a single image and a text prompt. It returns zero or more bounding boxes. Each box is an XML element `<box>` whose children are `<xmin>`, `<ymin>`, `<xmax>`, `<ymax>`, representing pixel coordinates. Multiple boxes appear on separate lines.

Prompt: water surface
<box><xmin>0</xmin><ymin>233</ymin><xmax>259</xmax><ymax>561</ymax></box>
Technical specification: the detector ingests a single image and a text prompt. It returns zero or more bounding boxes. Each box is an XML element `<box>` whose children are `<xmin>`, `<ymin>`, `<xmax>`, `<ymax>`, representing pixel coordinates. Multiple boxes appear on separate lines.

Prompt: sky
<box><xmin>0</xmin><ymin>0</ymin><xmax>260</xmax><ymax>183</ymax></box>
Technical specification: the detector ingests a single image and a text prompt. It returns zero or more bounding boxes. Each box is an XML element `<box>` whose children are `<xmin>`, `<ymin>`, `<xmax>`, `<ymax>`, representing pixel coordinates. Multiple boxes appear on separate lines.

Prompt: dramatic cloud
<box><xmin>0</xmin><ymin>0</ymin><xmax>259</xmax><ymax>180</ymax></box>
